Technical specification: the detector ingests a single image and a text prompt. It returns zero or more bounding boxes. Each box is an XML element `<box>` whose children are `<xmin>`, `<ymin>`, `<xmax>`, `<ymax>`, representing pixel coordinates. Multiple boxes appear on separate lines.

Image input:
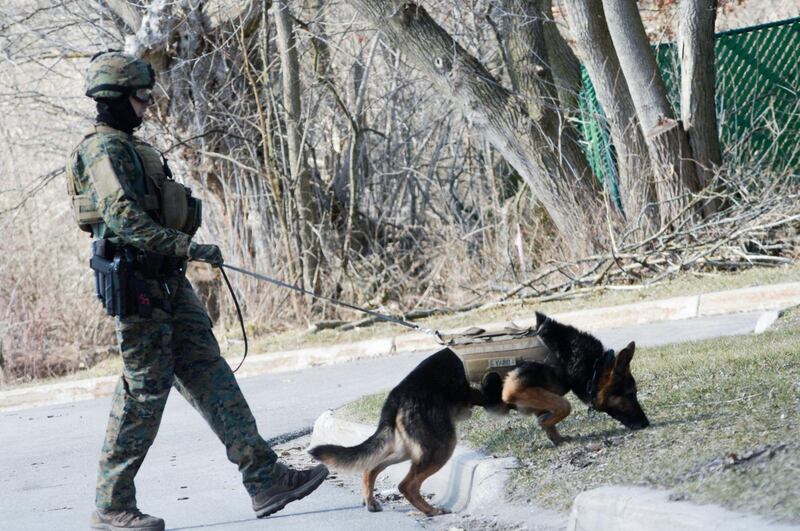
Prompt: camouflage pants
<box><xmin>96</xmin><ymin>275</ymin><xmax>278</xmax><ymax>510</ymax></box>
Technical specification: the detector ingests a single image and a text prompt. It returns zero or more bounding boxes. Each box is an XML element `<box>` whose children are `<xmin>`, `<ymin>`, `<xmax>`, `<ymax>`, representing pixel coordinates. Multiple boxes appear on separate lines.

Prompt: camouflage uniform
<box><xmin>68</xmin><ymin>125</ymin><xmax>280</xmax><ymax>511</ymax></box>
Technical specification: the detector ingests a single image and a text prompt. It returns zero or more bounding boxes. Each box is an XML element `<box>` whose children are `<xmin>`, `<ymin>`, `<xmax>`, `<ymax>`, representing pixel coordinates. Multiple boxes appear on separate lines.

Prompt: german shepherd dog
<box><xmin>309</xmin><ymin>348</ymin><xmax>485</xmax><ymax>516</ymax></box>
<box><xmin>482</xmin><ymin>312</ymin><xmax>649</xmax><ymax>445</ymax></box>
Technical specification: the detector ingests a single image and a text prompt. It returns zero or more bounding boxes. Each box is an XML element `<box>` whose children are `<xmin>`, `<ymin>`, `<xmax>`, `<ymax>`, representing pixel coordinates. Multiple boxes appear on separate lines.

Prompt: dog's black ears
<box><xmin>614</xmin><ymin>341</ymin><xmax>636</xmax><ymax>373</ymax></box>
<box><xmin>535</xmin><ymin>311</ymin><xmax>549</xmax><ymax>330</ymax></box>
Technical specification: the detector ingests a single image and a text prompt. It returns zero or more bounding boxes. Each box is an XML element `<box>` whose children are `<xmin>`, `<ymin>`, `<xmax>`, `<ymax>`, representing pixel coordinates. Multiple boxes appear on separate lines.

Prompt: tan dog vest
<box><xmin>444</xmin><ymin>325</ymin><xmax>558</xmax><ymax>384</ymax></box>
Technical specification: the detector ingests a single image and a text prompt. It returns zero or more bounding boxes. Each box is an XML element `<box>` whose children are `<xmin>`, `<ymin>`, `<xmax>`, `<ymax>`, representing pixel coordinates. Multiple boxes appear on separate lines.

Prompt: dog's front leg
<box><xmin>503</xmin><ymin>385</ymin><xmax>573</xmax><ymax>446</ymax></box>
<box><xmin>541</xmin><ymin>424</ymin><xmax>571</xmax><ymax>446</ymax></box>
<box><xmin>537</xmin><ymin>403</ymin><xmax>572</xmax><ymax>446</ymax></box>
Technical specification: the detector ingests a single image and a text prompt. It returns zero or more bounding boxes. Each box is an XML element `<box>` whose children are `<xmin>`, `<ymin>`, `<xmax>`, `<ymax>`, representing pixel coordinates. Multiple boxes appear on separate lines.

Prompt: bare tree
<box><xmin>274</xmin><ymin>0</ymin><xmax>321</xmax><ymax>291</ymax></box>
<box><xmin>498</xmin><ymin>0</ymin><xmax>559</xmax><ymax>125</ymax></box>
<box><xmin>560</xmin><ymin>0</ymin><xmax>657</xmax><ymax>230</ymax></box>
<box><xmin>679</xmin><ymin>0</ymin><xmax>721</xmax><ymax>203</ymax></box>
<box><xmin>346</xmin><ymin>0</ymin><xmax>609</xmax><ymax>254</ymax></box>
<box><xmin>602</xmin><ymin>0</ymin><xmax>701</xmax><ymax>226</ymax></box>
<box><xmin>541</xmin><ymin>0</ymin><xmax>582</xmax><ymax>114</ymax></box>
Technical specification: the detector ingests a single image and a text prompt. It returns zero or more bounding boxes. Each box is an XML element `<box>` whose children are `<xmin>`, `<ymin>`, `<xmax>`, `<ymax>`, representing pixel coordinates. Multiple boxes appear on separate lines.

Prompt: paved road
<box><xmin>0</xmin><ymin>311</ymin><xmax>766</xmax><ymax>530</ymax></box>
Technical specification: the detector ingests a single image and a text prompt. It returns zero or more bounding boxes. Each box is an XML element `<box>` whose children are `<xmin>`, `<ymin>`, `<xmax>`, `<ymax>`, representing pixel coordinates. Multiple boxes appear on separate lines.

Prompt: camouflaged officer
<box><xmin>67</xmin><ymin>51</ymin><xmax>327</xmax><ymax>531</ymax></box>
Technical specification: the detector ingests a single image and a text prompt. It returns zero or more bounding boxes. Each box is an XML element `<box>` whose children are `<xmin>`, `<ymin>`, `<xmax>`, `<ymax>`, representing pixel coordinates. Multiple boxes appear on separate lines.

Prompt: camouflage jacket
<box><xmin>67</xmin><ymin>124</ymin><xmax>191</xmax><ymax>257</ymax></box>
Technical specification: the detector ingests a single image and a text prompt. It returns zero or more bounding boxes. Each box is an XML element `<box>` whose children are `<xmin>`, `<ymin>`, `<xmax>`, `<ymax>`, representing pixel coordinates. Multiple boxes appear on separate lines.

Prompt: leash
<box><xmin>217</xmin><ymin>265</ymin><xmax>248</xmax><ymax>373</ymax></box>
<box><xmin>216</xmin><ymin>263</ymin><xmax>443</xmax><ymax>371</ymax></box>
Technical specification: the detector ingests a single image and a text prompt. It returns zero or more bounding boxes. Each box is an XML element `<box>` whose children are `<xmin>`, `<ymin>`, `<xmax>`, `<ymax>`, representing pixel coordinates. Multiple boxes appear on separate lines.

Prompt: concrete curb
<box><xmin>0</xmin><ymin>376</ymin><xmax>118</xmax><ymax>412</ymax></box>
<box><xmin>2</xmin><ymin>282</ymin><xmax>799</xmax><ymax>412</ymax></box>
<box><xmin>567</xmin><ymin>485</ymin><xmax>800</xmax><ymax>531</ymax></box>
<box><xmin>393</xmin><ymin>281</ymin><xmax>800</xmax><ymax>352</ymax></box>
<box><xmin>232</xmin><ymin>336</ymin><xmax>396</xmax><ymax>378</ymax></box>
<box><xmin>309</xmin><ymin>410</ymin><xmax>518</xmax><ymax>513</ymax></box>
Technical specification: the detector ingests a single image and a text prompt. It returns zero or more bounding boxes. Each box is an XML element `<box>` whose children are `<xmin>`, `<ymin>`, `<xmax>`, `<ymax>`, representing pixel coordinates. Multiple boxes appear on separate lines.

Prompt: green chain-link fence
<box><xmin>578</xmin><ymin>16</ymin><xmax>800</xmax><ymax>200</ymax></box>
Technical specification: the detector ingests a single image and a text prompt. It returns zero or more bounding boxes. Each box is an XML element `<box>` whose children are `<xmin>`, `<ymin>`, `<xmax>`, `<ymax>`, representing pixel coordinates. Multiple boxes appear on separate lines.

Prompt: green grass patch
<box><xmin>337</xmin><ymin>319</ymin><xmax>800</xmax><ymax>523</ymax></box>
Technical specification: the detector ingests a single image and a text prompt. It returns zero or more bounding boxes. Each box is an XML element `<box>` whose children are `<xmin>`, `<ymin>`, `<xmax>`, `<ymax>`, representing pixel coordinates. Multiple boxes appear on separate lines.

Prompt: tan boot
<box><xmin>251</xmin><ymin>463</ymin><xmax>329</xmax><ymax>518</ymax></box>
<box><xmin>90</xmin><ymin>508</ymin><xmax>165</xmax><ymax>531</ymax></box>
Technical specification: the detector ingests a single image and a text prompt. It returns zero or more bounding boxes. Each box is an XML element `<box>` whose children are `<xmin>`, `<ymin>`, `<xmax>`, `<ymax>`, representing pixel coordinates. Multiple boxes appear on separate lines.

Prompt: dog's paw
<box><xmin>548</xmin><ymin>434</ymin><xmax>573</xmax><ymax>447</ymax></box>
<box><xmin>365</xmin><ymin>499</ymin><xmax>383</xmax><ymax>512</ymax></box>
<box><xmin>425</xmin><ymin>506</ymin><xmax>450</xmax><ymax>517</ymax></box>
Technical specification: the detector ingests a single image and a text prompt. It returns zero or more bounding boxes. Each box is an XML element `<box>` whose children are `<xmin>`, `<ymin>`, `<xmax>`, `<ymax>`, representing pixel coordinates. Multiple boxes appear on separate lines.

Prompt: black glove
<box><xmin>188</xmin><ymin>242</ymin><xmax>223</xmax><ymax>266</ymax></box>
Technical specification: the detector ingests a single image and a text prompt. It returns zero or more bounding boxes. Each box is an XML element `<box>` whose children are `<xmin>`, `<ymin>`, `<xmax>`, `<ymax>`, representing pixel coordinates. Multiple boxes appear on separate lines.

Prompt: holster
<box><xmin>90</xmin><ymin>239</ymin><xmax>180</xmax><ymax>318</ymax></box>
<box><xmin>90</xmin><ymin>239</ymin><xmax>131</xmax><ymax>318</ymax></box>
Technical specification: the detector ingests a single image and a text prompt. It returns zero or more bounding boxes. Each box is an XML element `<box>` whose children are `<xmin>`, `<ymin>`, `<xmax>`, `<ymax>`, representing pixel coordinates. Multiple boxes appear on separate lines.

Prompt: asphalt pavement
<box><xmin>0</xmin><ymin>310</ymin><xmax>770</xmax><ymax>530</ymax></box>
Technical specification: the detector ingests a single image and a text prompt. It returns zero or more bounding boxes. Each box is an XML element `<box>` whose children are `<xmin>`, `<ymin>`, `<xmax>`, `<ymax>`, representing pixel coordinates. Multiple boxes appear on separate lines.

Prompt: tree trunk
<box><xmin>302</xmin><ymin>0</ymin><xmax>334</xmax><ymax>80</ymax></box>
<box><xmin>347</xmin><ymin>0</ymin><xmax>609</xmax><ymax>255</ymax></box>
<box><xmin>561</xmin><ymin>0</ymin><xmax>657</xmax><ymax>231</ymax></box>
<box><xmin>499</xmin><ymin>0</ymin><xmax>597</xmax><ymax>222</ymax></box>
<box><xmin>679</xmin><ymin>0</ymin><xmax>721</xmax><ymax>212</ymax></box>
<box><xmin>274</xmin><ymin>0</ymin><xmax>320</xmax><ymax>291</ymax></box>
<box><xmin>602</xmin><ymin>0</ymin><xmax>700</xmax><ymax>226</ymax></box>
<box><xmin>541</xmin><ymin>0</ymin><xmax>582</xmax><ymax>114</ymax></box>
<box><xmin>499</xmin><ymin>0</ymin><xmax>558</xmax><ymax>126</ymax></box>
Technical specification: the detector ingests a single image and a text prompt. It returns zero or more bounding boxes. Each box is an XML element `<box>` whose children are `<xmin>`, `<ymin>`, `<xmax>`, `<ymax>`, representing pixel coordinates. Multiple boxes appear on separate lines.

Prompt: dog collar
<box><xmin>587</xmin><ymin>349</ymin><xmax>615</xmax><ymax>412</ymax></box>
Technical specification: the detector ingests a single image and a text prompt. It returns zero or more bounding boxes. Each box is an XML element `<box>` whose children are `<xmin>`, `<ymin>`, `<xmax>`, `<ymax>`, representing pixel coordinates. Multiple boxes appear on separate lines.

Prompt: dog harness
<box><xmin>587</xmin><ymin>349</ymin><xmax>616</xmax><ymax>412</ymax></box>
<box><xmin>442</xmin><ymin>325</ymin><xmax>561</xmax><ymax>384</ymax></box>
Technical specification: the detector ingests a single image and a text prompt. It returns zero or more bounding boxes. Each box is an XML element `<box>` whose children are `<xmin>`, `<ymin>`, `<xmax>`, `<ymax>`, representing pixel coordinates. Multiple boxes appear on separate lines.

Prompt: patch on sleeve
<box><xmin>88</xmin><ymin>156</ymin><xmax>123</xmax><ymax>200</ymax></box>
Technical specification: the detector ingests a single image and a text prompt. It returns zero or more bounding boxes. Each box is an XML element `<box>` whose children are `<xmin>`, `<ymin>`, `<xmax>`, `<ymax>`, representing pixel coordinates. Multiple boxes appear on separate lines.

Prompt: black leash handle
<box><xmin>217</xmin><ymin>265</ymin><xmax>248</xmax><ymax>373</ymax></box>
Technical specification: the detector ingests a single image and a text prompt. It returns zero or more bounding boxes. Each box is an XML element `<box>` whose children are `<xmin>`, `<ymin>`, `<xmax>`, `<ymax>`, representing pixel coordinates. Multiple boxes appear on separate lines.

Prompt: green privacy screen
<box><xmin>578</xmin><ymin>17</ymin><xmax>799</xmax><ymax>196</ymax></box>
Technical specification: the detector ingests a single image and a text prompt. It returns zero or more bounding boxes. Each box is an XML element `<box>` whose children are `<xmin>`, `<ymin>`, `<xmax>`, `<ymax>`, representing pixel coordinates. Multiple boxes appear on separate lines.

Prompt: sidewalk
<box><xmin>2</xmin><ymin>281</ymin><xmax>799</xmax><ymax>412</ymax></box>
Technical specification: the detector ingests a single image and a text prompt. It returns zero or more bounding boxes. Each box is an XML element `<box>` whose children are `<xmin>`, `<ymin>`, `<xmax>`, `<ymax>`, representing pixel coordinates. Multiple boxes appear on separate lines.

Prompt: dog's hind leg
<box><xmin>362</xmin><ymin>452</ymin><xmax>407</xmax><ymax>512</ymax></box>
<box><xmin>398</xmin><ymin>459</ymin><xmax>451</xmax><ymax>517</ymax></box>
<box><xmin>502</xmin><ymin>381</ymin><xmax>572</xmax><ymax>445</ymax></box>
<box><xmin>395</xmin><ymin>419</ymin><xmax>456</xmax><ymax>516</ymax></box>
<box><xmin>362</xmin><ymin>465</ymin><xmax>386</xmax><ymax>512</ymax></box>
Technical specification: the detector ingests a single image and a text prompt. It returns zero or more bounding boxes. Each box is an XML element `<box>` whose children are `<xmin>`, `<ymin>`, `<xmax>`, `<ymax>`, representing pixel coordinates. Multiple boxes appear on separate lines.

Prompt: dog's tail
<box><xmin>480</xmin><ymin>372</ymin><xmax>514</xmax><ymax>416</ymax></box>
<box><xmin>309</xmin><ymin>424</ymin><xmax>394</xmax><ymax>472</ymax></box>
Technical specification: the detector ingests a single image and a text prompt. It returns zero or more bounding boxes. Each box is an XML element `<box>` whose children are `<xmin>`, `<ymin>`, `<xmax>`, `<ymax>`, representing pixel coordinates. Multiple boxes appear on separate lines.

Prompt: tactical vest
<box><xmin>66</xmin><ymin>126</ymin><xmax>202</xmax><ymax>236</ymax></box>
<box><xmin>443</xmin><ymin>325</ymin><xmax>560</xmax><ymax>384</ymax></box>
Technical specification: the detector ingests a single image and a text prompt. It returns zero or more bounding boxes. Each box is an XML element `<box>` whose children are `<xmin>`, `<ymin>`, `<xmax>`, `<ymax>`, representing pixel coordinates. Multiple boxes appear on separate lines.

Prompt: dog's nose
<box><xmin>628</xmin><ymin>418</ymin><xmax>650</xmax><ymax>430</ymax></box>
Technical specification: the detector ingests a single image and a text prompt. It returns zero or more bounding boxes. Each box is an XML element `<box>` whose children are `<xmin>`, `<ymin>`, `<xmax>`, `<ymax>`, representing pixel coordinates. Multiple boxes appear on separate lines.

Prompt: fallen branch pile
<box><xmin>314</xmin><ymin>171</ymin><xmax>799</xmax><ymax>332</ymax></box>
<box><xmin>502</xmin><ymin>173</ymin><xmax>799</xmax><ymax>302</ymax></box>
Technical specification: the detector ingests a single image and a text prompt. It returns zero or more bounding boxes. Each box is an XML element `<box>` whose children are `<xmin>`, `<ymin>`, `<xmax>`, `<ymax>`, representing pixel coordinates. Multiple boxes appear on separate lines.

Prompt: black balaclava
<box><xmin>96</xmin><ymin>96</ymin><xmax>142</xmax><ymax>134</ymax></box>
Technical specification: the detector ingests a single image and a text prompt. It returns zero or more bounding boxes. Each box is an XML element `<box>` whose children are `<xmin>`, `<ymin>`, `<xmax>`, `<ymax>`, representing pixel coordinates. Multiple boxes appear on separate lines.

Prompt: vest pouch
<box><xmin>132</xmin><ymin>141</ymin><xmax>199</xmax><ymax>235</ymax></box>
<box><xmin>66</xmin><ymin>154</ymin><xmax>101</xmax><ymax>233</ymax></box>
<box><xmin>71</xmin><ymin>194</ymin><xmax>103</xmax><ymax>233</ymax></box>
<box><xmin>159</xmin><ymin>179</ymin><xmax>189</xmax><ymax>230</ymax></box>
<box><xmin>182</xmin><ymin>196</ymin><xmax>202</xmax><ymax>235</ymax></box>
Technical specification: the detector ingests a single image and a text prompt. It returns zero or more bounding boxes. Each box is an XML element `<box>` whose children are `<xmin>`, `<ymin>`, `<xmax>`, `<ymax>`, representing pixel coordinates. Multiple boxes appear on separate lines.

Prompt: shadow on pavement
<box><xmin>168</xmin><ymin>504</ymin><xmax>364</xmax><ymax>530</ymax></box>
